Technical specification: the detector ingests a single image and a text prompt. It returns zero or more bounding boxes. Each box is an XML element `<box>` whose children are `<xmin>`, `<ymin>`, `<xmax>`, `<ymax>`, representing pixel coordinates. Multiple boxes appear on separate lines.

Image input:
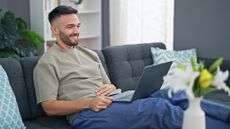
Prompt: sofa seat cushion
<box><xmin>24</xmin><ymin>116</ymin><xmax>71</xmax><ymax>129</ymax></box>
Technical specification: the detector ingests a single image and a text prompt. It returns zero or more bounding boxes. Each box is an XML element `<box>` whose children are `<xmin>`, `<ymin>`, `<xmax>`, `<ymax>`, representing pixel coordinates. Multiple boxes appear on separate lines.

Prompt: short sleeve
<box><xmin>33</xmin><ymin>62</ymin><xmax>59</xmax><ymax>103</ymax></box>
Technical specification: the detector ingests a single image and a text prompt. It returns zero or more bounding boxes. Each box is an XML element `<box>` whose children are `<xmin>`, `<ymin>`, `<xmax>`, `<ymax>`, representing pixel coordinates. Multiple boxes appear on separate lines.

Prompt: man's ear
<box><xmin>51</xmin><ymin>24</ymin><xmax>59</xmax><ymax>35</ymax></box>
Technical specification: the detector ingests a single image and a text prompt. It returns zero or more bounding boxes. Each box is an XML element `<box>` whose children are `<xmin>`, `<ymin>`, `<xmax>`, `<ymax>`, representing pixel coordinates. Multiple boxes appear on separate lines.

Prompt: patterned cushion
<box><xmin>151</xmin><ymin>47</ymin><xmax>197</xmax><ymax>89</ymax></box>
<box><xmin>0</xmin><ymin>65</ymin><xmax>25</xmax><ymax>129</ymax></box>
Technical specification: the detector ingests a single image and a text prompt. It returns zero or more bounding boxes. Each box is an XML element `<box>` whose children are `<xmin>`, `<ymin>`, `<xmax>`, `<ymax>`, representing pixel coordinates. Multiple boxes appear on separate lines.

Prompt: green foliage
<box><xmin>0</xmin><ymin>9</ymin><xmax>44</xmax><ymax>58</ymax></box>
<box><xmin>191</xmin><ymin>57</ymin><xmax>224</xmax><ymax>97</ymax></box>
<box><xmin>209</xmin><ymin>57</ymin><xmax>223</xmax><ymax>73</ymax></box>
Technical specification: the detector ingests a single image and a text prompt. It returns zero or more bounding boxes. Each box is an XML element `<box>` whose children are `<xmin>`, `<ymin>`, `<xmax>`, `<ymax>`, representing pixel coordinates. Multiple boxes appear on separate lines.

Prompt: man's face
<box><xmin>52</xmin><ymin>14</ymin><xmax>80</xmax><ymax>47</ymax></box>
<box><xmin>59</xmin><ymin>29</ymin><xmax>78</xmax><ymax>47</ymax></box>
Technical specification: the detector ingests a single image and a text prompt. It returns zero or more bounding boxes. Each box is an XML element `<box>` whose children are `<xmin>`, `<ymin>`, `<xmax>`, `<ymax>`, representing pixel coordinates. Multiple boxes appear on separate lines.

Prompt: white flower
<box><xmin>164</xmin><ymin>58</ymin><xmax>230</xmax><ymax>98</ymax></box>
<box><xmin>163</xmin><ymin>64</ymin><xmax>199</xmax><ymax>98</ymax></box>
<box><xmin>212</xmin><ymin>67</ymin><xmax>230</xmax><ymax>95</ymax></box>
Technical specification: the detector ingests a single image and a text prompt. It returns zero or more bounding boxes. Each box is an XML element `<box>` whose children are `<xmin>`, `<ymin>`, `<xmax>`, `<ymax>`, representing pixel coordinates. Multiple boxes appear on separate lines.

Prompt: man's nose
<box><xmin>73</xmin><ymin>26</ymin><xmax>80</xmax><ymax>34</ymax></box>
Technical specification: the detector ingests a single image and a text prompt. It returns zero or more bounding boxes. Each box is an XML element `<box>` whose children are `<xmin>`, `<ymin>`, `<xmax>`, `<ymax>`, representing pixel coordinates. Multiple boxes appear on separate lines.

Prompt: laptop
<box><xmin>110</xmin><ymin>61</ymin><xmax>172</xmax><ymax>102</ymax></box>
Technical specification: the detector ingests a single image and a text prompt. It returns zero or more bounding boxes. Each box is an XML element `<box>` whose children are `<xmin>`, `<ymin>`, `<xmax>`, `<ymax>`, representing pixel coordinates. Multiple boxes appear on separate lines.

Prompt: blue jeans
<box><xmin>71</xmin><ymin>89</ymin><xmax>230</xmax><ymax>129</ymax></box>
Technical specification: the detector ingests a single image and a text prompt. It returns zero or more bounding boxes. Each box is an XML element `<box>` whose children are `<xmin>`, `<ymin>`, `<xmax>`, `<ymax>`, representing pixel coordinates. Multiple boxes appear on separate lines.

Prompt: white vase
<box><xmin>182</xmin><ymin>97</ymin><xmax>206</xmax><ymax>129</ymax></box>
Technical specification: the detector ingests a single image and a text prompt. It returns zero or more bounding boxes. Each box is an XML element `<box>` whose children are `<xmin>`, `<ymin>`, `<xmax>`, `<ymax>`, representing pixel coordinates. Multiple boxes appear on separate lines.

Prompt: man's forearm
<box><xmin>41</xmin><ymin>98</ymin><xmax>93</xmax><ymax>116</ymax></box>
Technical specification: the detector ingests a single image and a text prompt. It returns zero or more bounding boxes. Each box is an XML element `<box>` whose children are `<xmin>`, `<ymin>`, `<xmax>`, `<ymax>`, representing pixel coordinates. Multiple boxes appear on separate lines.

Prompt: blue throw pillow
<box><xmin>0</xmin><ymin>65</ymin><xmax>25</xmax><ymax>129</ymax></box>
<box><xmin>151</xmin><ymin>47</ymin><xmax>197</xmax><ymax>89</ymax></box>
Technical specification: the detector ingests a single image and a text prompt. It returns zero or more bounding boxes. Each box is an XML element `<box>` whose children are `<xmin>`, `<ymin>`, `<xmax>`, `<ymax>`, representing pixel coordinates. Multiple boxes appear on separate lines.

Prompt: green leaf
<box><xmin>2</xmin><ymin>11</ymin><xmax>18</xmax><ymax>35</ymax></box>
<box><xmin>200</xmin><ymin>86</ymin><xmax>216</xmax><ymax>95</ymax></box>
<box><xmin>194</xmin><ymin>87</ymin><xmax>202</xmax><ymax>97</ymax></box>
<box><xmin>193</xmin><ymin>78</ymin><xmax>200</xmax><ymax>96</ymax></box>
<box><xmin>209</xmin><ymin>57</ymin><xmax>223</xmax><ymax>73</ymax></box>
<box><xmin>0</xmin><ymin>49</ymin><xmax>19</xmax><ymax>58</ymax></box>
<box><xmin>0</xmin><ymin>25</ymin><xmax>17</xmax><ymax>49</ymax></box>
<box><xmin>191</xmin><ymin>57</ymin><xmax>198</xmax><ymax>71</ymax></box>
<box><xmin>18</xmin><ymin>29</ymin><xmax>44</xmax><ymax>49</ymax></box>
<box><xmin>193</xmin><ymin>77</ymin><xmax>216</xmax><ymax>97</ymax></box>
<box><xmin>198</xmin><ymin>61</ymin><xmax>205</xmax><ymax>72</ymax></box>
<box><xmin>14</xmin><ymin>39</ymin><xmax>36</xmax><ymax>57</ymax></box>
<box><xmin>16</xmin><ymin>18</ymin><xmax>27</xmax><ymax>30</ymax></box>
<box><xmin>177</xmin><ymin>63</ymin><xmax>186</xmax><ymax>70</ymax></box>
<box><xmin>0</xmin><ymin>9</ymin><xmax>44</xmax><ymax>58</ymax></box>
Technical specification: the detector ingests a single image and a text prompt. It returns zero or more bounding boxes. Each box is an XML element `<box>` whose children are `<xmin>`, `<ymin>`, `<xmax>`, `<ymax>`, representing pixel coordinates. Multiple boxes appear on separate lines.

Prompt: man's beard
<box><xmin>59</xmin><ymin>31</ymin><xmax>79</xmax><ymax>47</ymax></box>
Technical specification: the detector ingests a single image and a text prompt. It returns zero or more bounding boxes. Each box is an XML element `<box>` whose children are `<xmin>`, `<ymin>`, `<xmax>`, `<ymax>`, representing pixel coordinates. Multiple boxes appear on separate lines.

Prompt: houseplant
<box><xmin>163</xmin><ymin>57</ymin><xmax>230</xmax><ymax>129</ymax></box>
<box><xmin>0</xmin><ymin>9</ymin><xmax>44</xmax><ymax>58</ymax></box>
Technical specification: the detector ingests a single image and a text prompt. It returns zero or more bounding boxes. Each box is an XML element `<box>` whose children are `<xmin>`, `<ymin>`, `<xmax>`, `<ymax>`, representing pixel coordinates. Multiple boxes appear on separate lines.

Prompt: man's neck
<box><xmin>56</xmin><ymin>41</ymin><xmax>72</xmax><ymax>50</ymax></box>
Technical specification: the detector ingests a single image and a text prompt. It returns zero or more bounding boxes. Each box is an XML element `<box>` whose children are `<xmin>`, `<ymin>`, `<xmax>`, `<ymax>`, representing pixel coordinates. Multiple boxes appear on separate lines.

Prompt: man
<box><xmin>33</xmin><ymin>5</ymin><xmax>117</xmax><ymax>121</ymax></box>
<box><xmin>33</xmin><ymin>5</ymin><xmax>229</xmax><ymax>129</ymax></box>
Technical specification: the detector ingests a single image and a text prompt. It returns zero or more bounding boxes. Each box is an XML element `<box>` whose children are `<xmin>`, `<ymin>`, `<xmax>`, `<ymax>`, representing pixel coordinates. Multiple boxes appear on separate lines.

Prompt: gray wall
<box><xmin>2</xmin><ymin>0</ymin><xmax>230</xmax><ymax>59</ymax></box>
<box><xmin>102</xmin><ymin>0</ymin><xmax>110</xmax><ymax>48</ymax></box>
<box><xmin>174</xmin><ymin>0</ymin><xmax>230</xmax><ymax>60</ymax></box>
<box><xmin>0</xmin><ymin>0</ymin><xmax>30</xmax><ymax>26</ymax></box>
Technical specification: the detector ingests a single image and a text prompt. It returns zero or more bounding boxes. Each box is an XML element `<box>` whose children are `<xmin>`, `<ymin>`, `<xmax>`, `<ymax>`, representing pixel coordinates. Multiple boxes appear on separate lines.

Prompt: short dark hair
<box><xmin>48</xmin><ymin>5</ymin><xmax>78</xmax><ymax>24</ymax></box>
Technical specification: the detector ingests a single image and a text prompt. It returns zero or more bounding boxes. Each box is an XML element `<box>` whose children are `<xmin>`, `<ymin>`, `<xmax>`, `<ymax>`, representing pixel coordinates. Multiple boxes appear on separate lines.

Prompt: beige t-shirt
<box><xmin>33</xmin><ymin>44</ymin><xmax>111</xmax><ymax>121</ymax></box>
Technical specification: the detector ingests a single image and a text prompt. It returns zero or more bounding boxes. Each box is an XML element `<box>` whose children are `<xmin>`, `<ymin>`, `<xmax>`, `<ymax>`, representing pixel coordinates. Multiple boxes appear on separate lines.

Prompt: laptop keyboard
<box><xmin>110</xmin><ymin>90</ymin><xmax>135</xmax><ymax>101</ymax></box>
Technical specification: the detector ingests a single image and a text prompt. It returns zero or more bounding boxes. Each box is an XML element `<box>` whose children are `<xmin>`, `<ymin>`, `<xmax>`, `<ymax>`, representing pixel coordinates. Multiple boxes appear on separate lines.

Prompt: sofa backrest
<box><xmin>102</xmin><ymin>42</ymin><xmax>166</xmax><ymax>91</ymax></box>
<box><xmin>0</xmin><ymin>58</ymin><xmax>32</xmax><ymax>120</ymax></box>
<box><xmin>19</xmin><ymin>57</ymin><xmax>46</xmax><ymax>119</ymax></box>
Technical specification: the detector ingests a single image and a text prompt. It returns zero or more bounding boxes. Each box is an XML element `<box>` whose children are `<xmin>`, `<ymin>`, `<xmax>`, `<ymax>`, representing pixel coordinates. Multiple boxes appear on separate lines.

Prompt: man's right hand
<box><xmin>89</xmin><ymin>96</ymin><xmax>112</xmax><ymax>112</ymax></box>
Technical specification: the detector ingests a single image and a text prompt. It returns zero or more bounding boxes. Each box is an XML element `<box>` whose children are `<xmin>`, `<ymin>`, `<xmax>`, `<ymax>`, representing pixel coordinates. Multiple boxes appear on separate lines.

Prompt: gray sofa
<box><xmin>0</xmin><ymin>42</ymin><xmax>229</xmax><ymax>129</ymax></box>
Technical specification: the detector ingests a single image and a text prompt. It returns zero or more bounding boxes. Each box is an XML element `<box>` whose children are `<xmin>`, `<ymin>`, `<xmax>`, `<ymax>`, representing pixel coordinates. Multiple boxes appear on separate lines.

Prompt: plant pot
<box><xmin>182</xmin><ymin>97</ymin><xmax>205</xmax><ymax>129</ymax></box>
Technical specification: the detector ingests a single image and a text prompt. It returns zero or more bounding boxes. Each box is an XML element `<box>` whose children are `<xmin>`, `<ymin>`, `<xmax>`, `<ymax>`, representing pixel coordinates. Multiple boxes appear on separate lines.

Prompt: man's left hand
<box><xmin>96</xmin><ymin>84</ymin><xmax>117</xmax><ymax>96</ymax></box>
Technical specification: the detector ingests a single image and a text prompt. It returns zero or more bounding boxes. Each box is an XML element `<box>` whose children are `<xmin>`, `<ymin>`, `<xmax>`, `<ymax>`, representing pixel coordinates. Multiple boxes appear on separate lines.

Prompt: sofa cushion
<box><xmin>0</xmin><ymin>58</ymin><xmax>31</xmax><ymax>120</ymax></box>
<box><xmin>24</xmin><ymin>116</ymin><xmax>71</xmax><ymax>129</ymax></box>
<box><xmin>19</xmin><ymin>56</ymin><xmax>46</xmax><ymax>119</ymax></box>
<box><xmin>151</xmin><ymin>47</ymin><xmax>197</xmax><ymax>65</ymax></box>
<box><xmin>150</xmin><ymin>47</ymin><xmax>197</xmax><ymax>89</ymax></box>
<box><xmin>102</xmin><ymin>42</ymin><xmax>166</xmax><ymax>91</ymax></box>
<box><xmin>0</xmin><ymin>65</ymin><xmax>26</xmax><ymax>129</ymax></box>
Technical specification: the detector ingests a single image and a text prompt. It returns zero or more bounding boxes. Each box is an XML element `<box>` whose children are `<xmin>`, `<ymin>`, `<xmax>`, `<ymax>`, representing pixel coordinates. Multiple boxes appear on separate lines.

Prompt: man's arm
<box><xmin>41</xmin><ymin>96</ymin><xmax>112</xmax><ymax>116</ymax></box>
